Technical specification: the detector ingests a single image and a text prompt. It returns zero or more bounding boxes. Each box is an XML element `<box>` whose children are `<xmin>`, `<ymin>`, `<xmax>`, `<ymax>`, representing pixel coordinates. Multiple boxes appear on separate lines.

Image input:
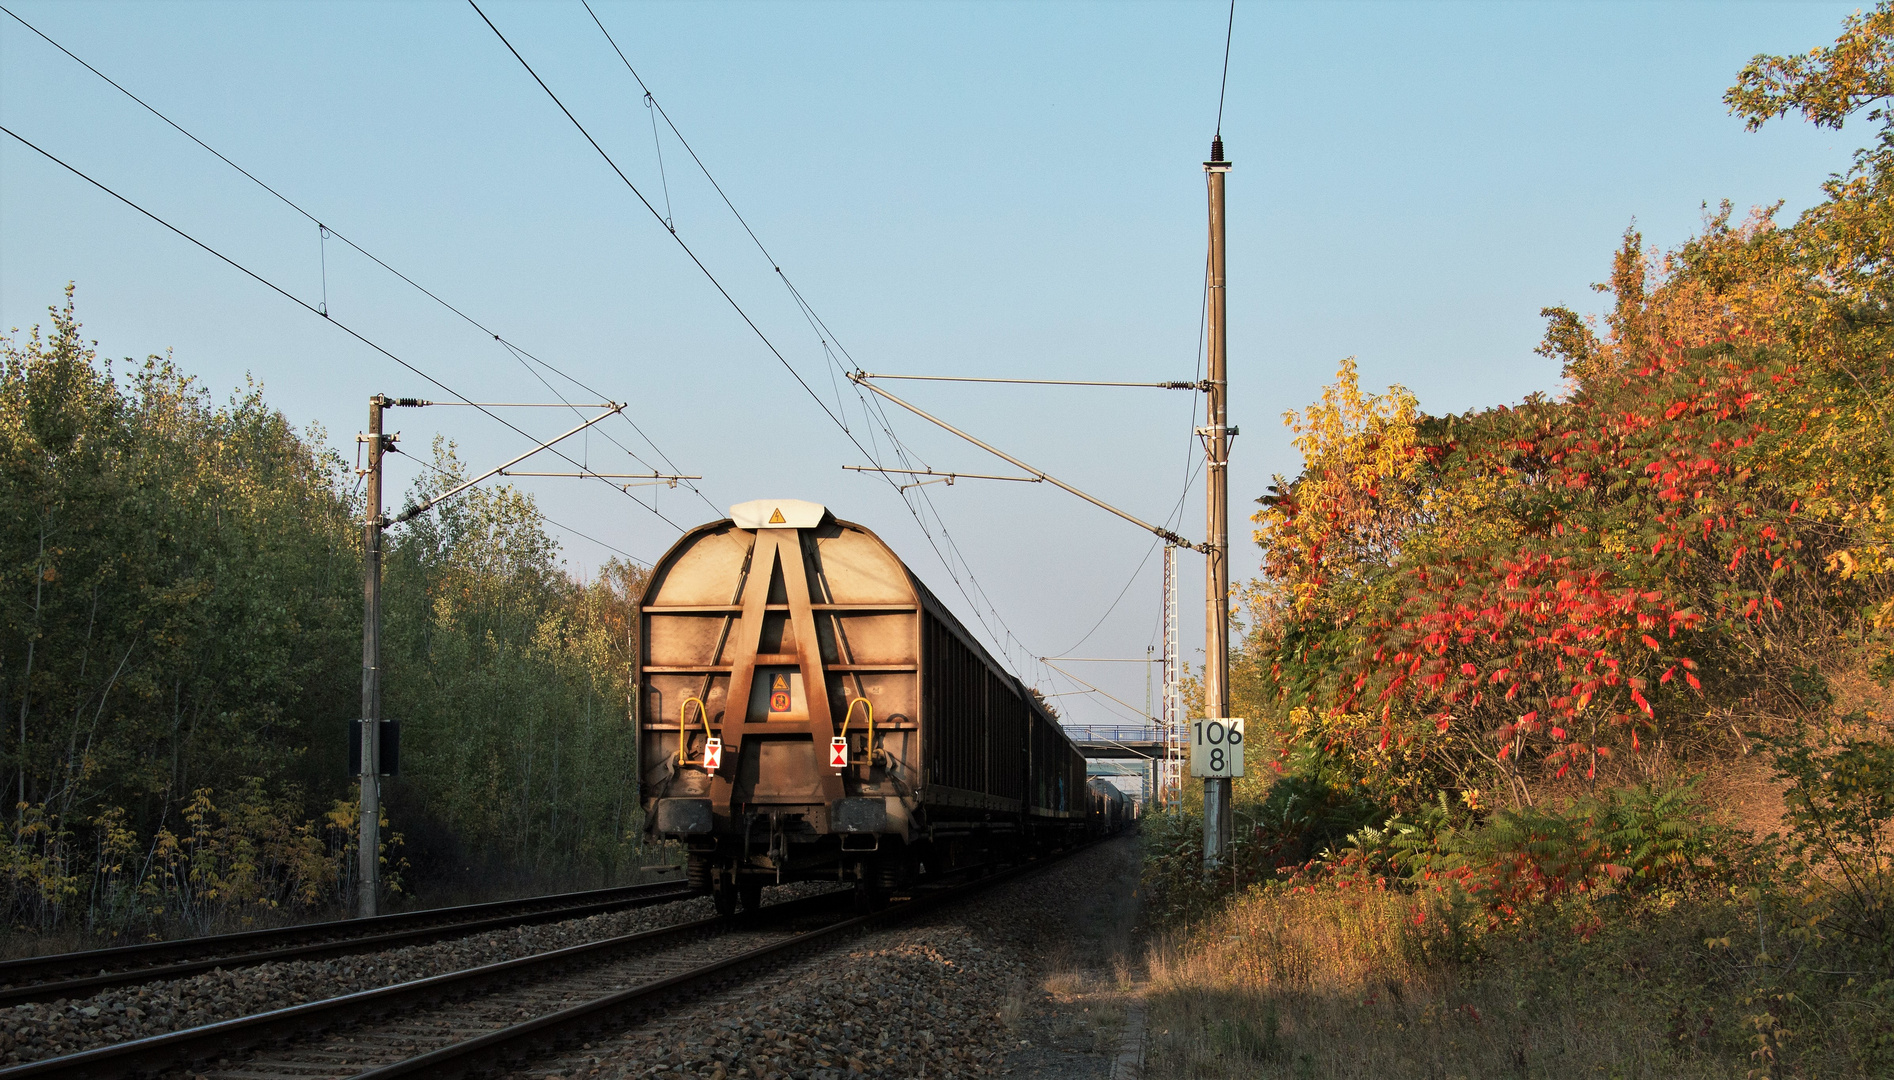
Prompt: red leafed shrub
<box><xmin>1331</xmin><ymin>332</ymin><xmax>1854</xmax><ymax>779</ymax></box>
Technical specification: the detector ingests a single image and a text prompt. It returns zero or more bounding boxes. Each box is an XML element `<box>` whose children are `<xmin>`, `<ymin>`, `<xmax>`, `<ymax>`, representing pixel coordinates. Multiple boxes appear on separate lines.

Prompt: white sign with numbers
<box><xmin>1190</xmin><ymin>718</ymin><xmax>1245</xmax><ymax>778</ymax></box>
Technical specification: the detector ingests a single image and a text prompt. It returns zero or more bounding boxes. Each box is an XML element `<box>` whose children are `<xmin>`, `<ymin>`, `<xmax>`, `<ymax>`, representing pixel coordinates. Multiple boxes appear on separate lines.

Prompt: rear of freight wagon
<box><xmin>637</xmin><ymin>500</ymin><xmax>1086</xmax><ymax>913</ymax></box>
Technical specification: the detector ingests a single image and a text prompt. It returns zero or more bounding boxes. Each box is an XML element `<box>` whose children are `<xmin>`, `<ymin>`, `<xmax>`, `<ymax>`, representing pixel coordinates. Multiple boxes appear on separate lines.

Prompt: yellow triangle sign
<box><xmin>768</xmin><ymin>507</ymin><xmax>786</xmax><ymax>524</ymax></box>
<box><xmin>771</xmin><ymin>673</ymin><xmax>789</xmax><ymax>692</ymax></box>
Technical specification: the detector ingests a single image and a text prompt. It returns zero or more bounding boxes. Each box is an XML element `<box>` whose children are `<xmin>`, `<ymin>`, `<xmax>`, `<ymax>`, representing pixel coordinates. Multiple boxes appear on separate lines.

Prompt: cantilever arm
<box><xmin>389</xmin><ymin>404</ymin><xmax>625</xmax><ymax>525</ymax></box>
<box><xmin>848</xmin><ymin>373</ymin><xmax>1204</xmax><ymax>552</ymax></box>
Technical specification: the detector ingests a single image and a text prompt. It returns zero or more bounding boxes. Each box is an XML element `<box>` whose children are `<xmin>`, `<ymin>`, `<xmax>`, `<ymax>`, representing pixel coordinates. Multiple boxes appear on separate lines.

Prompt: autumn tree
<box><xmin>1243</xmin><ymin>4</ymin><xmax>1894</xmax><ymax>811</ymax></box>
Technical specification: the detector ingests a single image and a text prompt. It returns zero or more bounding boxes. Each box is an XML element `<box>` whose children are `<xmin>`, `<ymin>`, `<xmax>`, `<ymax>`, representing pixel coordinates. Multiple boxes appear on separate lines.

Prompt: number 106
<box><xmin>1190</xmin><ymin>718</ymin><xmax>1244</xmax><ymax>778</ymax></box>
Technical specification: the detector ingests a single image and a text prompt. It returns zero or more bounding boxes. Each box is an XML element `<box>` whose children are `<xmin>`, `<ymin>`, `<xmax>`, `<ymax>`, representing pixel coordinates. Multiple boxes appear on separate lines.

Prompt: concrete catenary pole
<box><xmin>1202</xmin><ymin>137</ymin><xmax>1233</xmax><ymax>877</ymax></box>
<box><xmin>358</xmin><ymin>394</ymin><xmax>388</xmax><ymax>918</ymax></box>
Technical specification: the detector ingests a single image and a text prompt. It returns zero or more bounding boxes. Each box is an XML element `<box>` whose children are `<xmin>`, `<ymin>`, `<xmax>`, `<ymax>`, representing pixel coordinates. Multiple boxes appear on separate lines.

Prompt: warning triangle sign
<box><xmin>771</xmin><ymin>673</ymin><xmax>789</xmax><ymax>692</ymax></box>
<box><xmin>768</xmin><ymin>507</ymin><xmax>786</xmax><ymax>524</ymax></box>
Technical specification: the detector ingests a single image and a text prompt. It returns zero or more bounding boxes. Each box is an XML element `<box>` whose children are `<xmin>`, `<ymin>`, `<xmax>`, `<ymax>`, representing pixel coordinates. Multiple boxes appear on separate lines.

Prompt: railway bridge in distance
<box><xmin>1061</xmin><ymin>724</ymin><xmax>1165</xmax><ymax>807</ymax></box>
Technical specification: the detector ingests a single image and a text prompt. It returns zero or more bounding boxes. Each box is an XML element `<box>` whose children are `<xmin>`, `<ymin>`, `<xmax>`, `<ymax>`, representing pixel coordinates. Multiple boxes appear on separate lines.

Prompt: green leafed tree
<box><xmin>380</xmin><ymin>438</ymin><xmax>650</xmax><ymax>888</ymax></box>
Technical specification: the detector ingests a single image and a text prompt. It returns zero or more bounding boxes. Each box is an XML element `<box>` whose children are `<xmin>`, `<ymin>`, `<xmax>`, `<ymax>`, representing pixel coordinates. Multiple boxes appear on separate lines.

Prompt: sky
<box><xmin>0</xmin><ymin>0</ymin><xmax>1868</xmax><ymax>737</ymax></box>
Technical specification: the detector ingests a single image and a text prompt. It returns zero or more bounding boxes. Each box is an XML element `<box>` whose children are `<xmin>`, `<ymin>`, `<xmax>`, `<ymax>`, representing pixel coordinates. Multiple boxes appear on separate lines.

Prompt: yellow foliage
<box><xmin>1254</xmin><ymin>358</ymin><xmax>1422</xmax><ymax>618</ymax></box>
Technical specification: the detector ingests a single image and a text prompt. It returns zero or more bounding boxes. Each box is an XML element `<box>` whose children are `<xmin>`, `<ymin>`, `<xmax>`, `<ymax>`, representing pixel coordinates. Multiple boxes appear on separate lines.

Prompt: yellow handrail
<box><xmin>678</xmin><ymin>696</ymin><xmax>712</xmax><ymax>765</ymax></box>
<box><xmin>839</xmin><ymin>697</ymin><xmax>874</xmax><ymax>761</ymax></box>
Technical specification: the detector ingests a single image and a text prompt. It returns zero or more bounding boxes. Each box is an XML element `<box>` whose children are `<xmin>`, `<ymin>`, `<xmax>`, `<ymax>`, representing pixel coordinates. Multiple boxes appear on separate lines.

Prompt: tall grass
<box><xmin>1139</xmin><ymin>808</ymin><xmax>1892</xmax><ymax>1079</ymax></box>
<box><xmin>1143</xmin><ymin>886</ymin><xmax>1741</xmax><ymax>1079</ymax></box>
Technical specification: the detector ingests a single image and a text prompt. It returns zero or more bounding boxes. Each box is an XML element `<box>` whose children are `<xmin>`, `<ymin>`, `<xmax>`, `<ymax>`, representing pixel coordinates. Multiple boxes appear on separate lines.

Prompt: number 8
<box><xmin>1209</xmin><ymin>748</ymin><xmax>1224</xmax><ymax>772</ymax></box>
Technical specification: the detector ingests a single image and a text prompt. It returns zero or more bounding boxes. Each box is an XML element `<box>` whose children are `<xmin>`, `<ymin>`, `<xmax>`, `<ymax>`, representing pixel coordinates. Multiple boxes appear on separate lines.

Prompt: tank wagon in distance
<box><xmin>638</xmin><ymin>500</ymin><xmax>1090</xmax><ymax>913</ymax></box>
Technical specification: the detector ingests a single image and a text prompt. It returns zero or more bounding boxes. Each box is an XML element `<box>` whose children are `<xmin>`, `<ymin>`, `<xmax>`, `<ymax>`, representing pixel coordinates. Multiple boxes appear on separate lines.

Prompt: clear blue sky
<box><xmin>0</xmin><ymin>1</ymin><xmax>1865</xmax><ymax>728</ymax></box>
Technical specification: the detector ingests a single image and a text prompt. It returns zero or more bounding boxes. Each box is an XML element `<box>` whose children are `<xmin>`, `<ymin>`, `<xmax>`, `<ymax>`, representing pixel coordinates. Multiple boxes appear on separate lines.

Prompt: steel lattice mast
<box><xmin>1160</xmin><ymin>543</ymin><xmax>1185</xmax><ymax>811</ymax></box>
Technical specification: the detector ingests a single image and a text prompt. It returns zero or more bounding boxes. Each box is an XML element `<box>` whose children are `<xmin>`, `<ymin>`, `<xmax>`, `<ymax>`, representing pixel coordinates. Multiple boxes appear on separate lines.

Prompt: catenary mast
<box><xmin>359</xmin><ymin>396</ymin><xmax>389</xmax><ymax>918</ymax></box>
<box><xmin>1202</xmin><ymin>136</ymin><xmax>1233</xmax><ymax>876</ymax></box>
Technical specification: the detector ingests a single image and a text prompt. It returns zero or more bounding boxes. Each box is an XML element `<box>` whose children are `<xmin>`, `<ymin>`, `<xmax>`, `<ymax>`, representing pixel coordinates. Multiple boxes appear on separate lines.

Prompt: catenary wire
<box><xmin>0</xmin><ymin>3</ymin><xmax>721</xmax><ymax>521</ymax></box>
<box><xmin>482</xmin><ymin>0</ymin><xmax>1045</xmax><ymax>679</ymax></box>
<box><xmin>1216</xmin><ymin>0</ymin><xmax>1236</xmax><ymax>139</ymax></box>
<box><xmin>0</xmin><ymin>123</ymin><xmax>691</xmax><ymax>536</ymax></box>
<box><xmin>1064</xmin><ymin>242</ymin><xmax>1214</xmax><ymax>660</ymax></box>
<box><xmin>582</xmin><ymin>3</ymin><xmax>1200</xmax><ymax>702</ymax></box>
<box><xmin>577</xmin><ymin>1</ymin><xmax>1057</xmax><ymax>683</ymax></box>
<box><xmin>469</xmin><ymin>0</ymin><xmax>855</xmax><ymax>439</ymax></box>
<box><xmin>394</xmin><ymin>446</ymin><xmax>654</xmax><ymax>566</ymax></box>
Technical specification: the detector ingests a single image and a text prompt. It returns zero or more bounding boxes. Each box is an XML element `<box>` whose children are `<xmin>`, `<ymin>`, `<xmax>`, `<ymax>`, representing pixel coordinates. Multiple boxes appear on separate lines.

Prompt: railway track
<box><xmin>1</xmin><ymin>848</ymin><xmax>1083</xmax><ymax>1080</ymax></box>
<box><xmin>0</xmin><ymin>879</ymin><xmax>694</xmax><ymax>1008</ymax></box>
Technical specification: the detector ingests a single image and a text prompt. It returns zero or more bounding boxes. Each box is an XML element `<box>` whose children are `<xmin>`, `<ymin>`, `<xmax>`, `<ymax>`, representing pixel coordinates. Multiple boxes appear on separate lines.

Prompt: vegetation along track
<box><xmin>3</xmin><ymin>847</ymin><xmax>1089</xmax><ymax>1080</ymax></box>
<box><xmin>0</xmin><ymin>881</ymin><xmax>693</xmax><ymax>1008</ymax></box>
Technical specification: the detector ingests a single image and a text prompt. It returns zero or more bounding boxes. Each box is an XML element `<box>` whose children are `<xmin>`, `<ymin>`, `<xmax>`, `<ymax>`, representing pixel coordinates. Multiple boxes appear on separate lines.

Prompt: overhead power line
<box><xmin>399</xmin><ymin>448</ymin><xmax>653</xmax><ymax>566</ymax></box>
<box><xmin>850</xmin><ymin>374</ymin><xmax>1204</xmax><ymax>551</ymax></box>
<box><xmin>575</xmin><ymin>1</ymin><xmax>1054</xmax><ymax>681</ymax></box>
<box><xmin>581</xmin><ymin>3</ymin><xmax>1199</xmax><ymax>704</ymax></box>
<box><xmin>478</xmin><ymin>0</ymin><xmax>1044</xmax><ymax>679</ymax></box>
<box><xmin>1041</xmin><ymin>660</ymin><xmax>1155</xmax><ymax>725</ymax></box>
<box><xmin>587</xmin><ymin>7</ymin><xmax>1062</xmax><ymax>685</ymax></box>
<box><xmin>1216</xmin><ymin>0</ymin><xmax>1236</xmax><ymax>138</ymax></box>
<box><xmin>859</xmin><ymin>372</ymin><xmax>1205</xmax><ymax>390</ymax></box>
<box><xmin>468</xmin><ymin>0</ymin><xmax>854</xmax><ymax>440</ymax></box>
<box><xmin>0</xmin><ymin>123</ymin><xmax>688</xmax><ymax>537</ymax></box>
<box><xmin>0</xmin><ymin>2</ymin><xmax>717</xmax><ymax>522</ymax></box>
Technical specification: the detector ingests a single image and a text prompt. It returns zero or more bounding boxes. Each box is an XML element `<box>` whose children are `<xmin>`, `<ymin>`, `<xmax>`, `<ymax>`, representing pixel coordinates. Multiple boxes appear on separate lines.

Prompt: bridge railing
<box><xmin>1060</xmin><ymin>724</ymin><xmax>1163</xmax><ymax>744</ymax></box>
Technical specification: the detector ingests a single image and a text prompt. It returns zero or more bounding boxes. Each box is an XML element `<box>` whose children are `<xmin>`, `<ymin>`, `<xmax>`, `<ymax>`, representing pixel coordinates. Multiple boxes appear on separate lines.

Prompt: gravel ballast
<box><xmin>0</xmin><ymin>883</ymin><xmax>833</xmax><ymax>1067</ymax></box>
<box><xmin>525</xmin><ymin>836</ymin><xmax>1144</xmax><ymax>1080</ymax></box>
<box><xmin>2</xmin><ymin>840</ymin><xmax>1143</xmax><ymax>1079</ymax></box>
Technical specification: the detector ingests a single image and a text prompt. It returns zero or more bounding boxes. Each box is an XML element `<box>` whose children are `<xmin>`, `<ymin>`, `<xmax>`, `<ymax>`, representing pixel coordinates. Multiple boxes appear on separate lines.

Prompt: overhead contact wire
<box><xmin>580</xmin><ymin>1</ymin><xmax>1044</xmax><ymax>678</ymax></box>
<box><xmin>586</xmin><ymin>1</ymin><xmax>1036</xmax><ymax>668</ymax></box>
<box><xmin>0</xmin><ymin>124</ymin><xmax>689</xmax><ymax>536</ymax></box>
<box><xmin>0</xmin><ymin>4</ymin><xmax>719</xmax><ymax>519</ymax></box>
<box><xmin>469</xmin><ymin>0</ymin><xmax>854</xmax><ymax>439</ymax></box>
<box><xmin>400</xmin><ymin>450</ymin><xmax>653</xmax><ymax>566</ymax></box>
<box><xmin>501</xmin><ymin>0</ymin><xmax>1039</xmax><ymax>678</ymax></box>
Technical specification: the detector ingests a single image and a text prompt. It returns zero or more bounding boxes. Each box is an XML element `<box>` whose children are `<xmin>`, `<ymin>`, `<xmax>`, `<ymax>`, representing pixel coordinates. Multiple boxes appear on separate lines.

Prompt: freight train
<box><xmin>637</xmin><ymin>500</ymin><xmax>1127</xmax><ymax>914</ymax></box>
<box><xmin>1086</xmin><ymin>777</ymin><xmax>1133</xmax><ymax>838</ymax></box>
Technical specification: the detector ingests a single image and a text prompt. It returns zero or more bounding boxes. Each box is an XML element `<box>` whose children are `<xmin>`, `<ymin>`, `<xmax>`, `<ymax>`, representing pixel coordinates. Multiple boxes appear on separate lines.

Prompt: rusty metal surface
<box><xmin>638</xmin><ymin>506</ymin><xmax>1088</xmax><ymax>846</ymax></box>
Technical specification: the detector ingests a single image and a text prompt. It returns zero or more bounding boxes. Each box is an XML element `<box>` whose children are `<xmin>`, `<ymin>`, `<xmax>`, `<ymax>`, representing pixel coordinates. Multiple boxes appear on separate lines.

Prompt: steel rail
<box><xmin>0</xmin><ymin>892</ymin><xmax>844</xmax><ymax>1080</ymax></box>
<box><xmin>0</xmin><ymin>881</ymin><xmax>692</xmax><ymax>1006</ymax></box>
<box><xmin>1</xmin><ymin>845</ymin><xmax>1093</xmax><ymax>1080</ymax></box>
<box><xmin>347</xmin><ymin>848</ymin><xmax>1090</xmax><ymax>1080</ymax></box>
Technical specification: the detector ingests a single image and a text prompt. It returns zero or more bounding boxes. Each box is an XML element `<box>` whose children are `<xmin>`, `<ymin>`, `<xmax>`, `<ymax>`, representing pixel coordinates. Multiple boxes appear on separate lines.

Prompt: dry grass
<box><xmin>1038</xmin><ymin>969</ymin><xmax>1130</xmax><ymax>1055</ymax></box>
<box><xmin>1140</xmin><ymin>889</ymin><xmax>1753</xmax><ymax>1080</ymax></box>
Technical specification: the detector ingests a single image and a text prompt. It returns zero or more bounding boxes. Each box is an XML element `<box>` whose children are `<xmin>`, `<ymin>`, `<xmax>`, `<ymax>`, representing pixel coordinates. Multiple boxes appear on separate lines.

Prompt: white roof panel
<box><xmin>728</xmin><ymin>499</ymin><xmax>830</xmax><ymax>529</ymax></box>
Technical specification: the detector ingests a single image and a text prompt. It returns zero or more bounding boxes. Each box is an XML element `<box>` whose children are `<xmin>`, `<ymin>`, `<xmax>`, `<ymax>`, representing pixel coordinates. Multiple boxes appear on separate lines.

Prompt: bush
<box><xmin>1141</xmin><ymin>752</ymin><xmax>1385</xmax><ymax>923</ymax></box>
<box><xmin>1756</xmin><ymin>720</ymin><xmax>1894</xmax><ymax>978</ymax></box>
<box><xmin>1315</xmin><ymin>780</ymin><xmax>1731</xmax><ymax>922</ymax></box>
